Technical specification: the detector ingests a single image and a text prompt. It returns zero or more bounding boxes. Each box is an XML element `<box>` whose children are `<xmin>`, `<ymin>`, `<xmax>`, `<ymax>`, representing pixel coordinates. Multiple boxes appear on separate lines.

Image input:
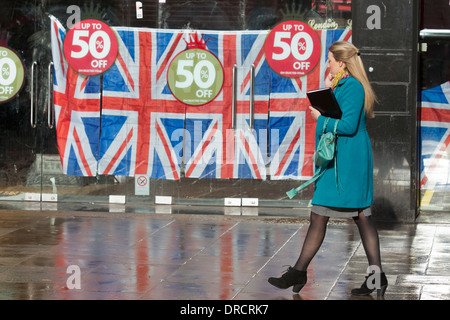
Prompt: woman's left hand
<box><xmin>309</xmin><ymin>106</ymin><xmax>321</xmax><ymax>122</ymax></box>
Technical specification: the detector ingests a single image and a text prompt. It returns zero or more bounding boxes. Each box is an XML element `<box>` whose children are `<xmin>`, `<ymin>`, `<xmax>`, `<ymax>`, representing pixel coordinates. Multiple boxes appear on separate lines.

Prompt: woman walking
<box><xmin>268</xmin><ymin>41</ymin><xmax>387</xmax><ymax>297</ymax></box>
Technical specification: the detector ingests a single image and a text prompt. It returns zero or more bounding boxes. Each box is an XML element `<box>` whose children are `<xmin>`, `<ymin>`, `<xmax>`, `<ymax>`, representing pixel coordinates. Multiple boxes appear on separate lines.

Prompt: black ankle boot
<box><xmin>351</xmin><ymin>272</ymin><xmax>388</xmax><ymax>296</ymax></box>
<box><xmin>268</xmin><ymin>266</ymin><xmax>307</xmax><ymax>293</ymax></box>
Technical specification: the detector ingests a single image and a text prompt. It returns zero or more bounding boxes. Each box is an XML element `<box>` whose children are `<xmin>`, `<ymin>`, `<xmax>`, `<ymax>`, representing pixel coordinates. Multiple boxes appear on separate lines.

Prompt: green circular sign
<box><xmin>0</xmin><ymin>46</ymin><xmax>25</xmax><ymax>103</ymax></box>
<box><xmin>167</xmin><ymin>49</ymin><xmax>224</xmax><ymax>106</ymax></box>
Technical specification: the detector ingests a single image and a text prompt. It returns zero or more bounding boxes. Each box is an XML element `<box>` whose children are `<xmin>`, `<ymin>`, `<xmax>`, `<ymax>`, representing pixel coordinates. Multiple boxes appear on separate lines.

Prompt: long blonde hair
<box><xmin>329</xmin><ymin>41</ymin><xmax>376</xmax><ymax>118</ymax></box>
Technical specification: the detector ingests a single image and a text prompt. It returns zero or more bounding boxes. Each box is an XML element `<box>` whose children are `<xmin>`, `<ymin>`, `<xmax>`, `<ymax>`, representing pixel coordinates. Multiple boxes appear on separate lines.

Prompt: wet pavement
<box><xmin>0</xmin><ymin>207</ymin><xmax>449</xmax><ymax>300</ymax></box>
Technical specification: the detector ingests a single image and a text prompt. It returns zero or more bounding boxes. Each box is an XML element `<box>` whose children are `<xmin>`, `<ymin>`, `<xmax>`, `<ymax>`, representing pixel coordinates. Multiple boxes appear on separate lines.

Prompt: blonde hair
<box><xmin>329</xmin><ymin>41</ymin><xmax>376</xmax><ymax>118</ymax></box>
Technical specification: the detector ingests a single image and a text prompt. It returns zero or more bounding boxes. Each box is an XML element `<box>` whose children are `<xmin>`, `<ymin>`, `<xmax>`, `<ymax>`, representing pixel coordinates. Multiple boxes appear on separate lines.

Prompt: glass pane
<box><xmin>44</xmin><ymin>1</ymin><xmax>139</xmax><ymax>206</ymax></box>
<box><xmin>419</xmin><ymin>0</ymin><xmax>450</xmax><ymax>211</ymax></box>
<box><xmin>158</xmin><ymin>0</ymin><xmax>352</xmax><ymax>30</ymax></box>
<box><xmin>150</xmin><ymin>0</ymin><xmax>353</xmax><ymax>207</ymax></box>
<box><xmin>0</xmin><ymin>0</ymin><xmax>353</xmax><ymax>211</ymax></box>
<box><xmin>0</xmin><ymin>0</ymin><xmax>41</xmax><ymax>203</ymax></box>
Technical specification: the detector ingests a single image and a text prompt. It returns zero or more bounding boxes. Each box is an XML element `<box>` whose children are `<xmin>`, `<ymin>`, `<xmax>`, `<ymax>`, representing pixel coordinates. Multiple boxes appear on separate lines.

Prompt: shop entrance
<box><xmin>0</xmin><ymin>0</ymin><xmax>352</xmax><ymax>213</ymax></box>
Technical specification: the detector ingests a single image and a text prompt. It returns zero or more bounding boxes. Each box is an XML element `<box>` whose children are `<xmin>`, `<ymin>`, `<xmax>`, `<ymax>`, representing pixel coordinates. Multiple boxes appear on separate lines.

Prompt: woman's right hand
<box><xmin>309</xmin><ymin>106</ymin><xmax>321</xmax><ymax>122</ymax></box>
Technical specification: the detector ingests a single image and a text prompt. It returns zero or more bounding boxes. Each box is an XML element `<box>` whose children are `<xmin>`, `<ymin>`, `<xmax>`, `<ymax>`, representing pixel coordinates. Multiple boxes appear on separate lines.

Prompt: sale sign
<box><xmin>167</xmin><ymin>48</ymin><xmax>224</xmax><ymax>106</ymax></box>
<box><xmin>63</xmin><ymin>19</ymin><xmax>118</xmax><ymax>75</ymax></box>
<box><xmin>264</xmin><ymin>20</ymin><xmax>321</xmax><ymax>78</ymax></box>
<box><xmin>0</xmin><ymin>46</ymin><xmax>24</xmax><ymax>103</ymax></box>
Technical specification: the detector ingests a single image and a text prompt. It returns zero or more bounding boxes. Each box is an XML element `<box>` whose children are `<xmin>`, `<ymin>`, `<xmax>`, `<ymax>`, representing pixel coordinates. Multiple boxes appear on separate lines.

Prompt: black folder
<box><xmin>307</xmin><ymin>88</ymin><xmax>342</xmax><ymax>119</ymax></box>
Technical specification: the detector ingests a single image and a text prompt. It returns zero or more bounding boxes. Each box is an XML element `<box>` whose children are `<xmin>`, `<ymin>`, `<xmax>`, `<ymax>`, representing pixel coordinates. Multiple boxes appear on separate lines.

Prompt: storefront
<box><xmin>418</xmin><ymin>1</ymin><xmax>450</xmax><ymax>216</ymax></box>
<box><xmin>0</xmin><ymin>0</ymin><xmax>447</xmax><ymax>222</ymax></box>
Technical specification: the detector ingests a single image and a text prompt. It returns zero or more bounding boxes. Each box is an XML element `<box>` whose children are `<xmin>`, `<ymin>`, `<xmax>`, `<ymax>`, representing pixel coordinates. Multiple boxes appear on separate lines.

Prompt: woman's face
<box><xmin>327</xmin><ymin>52</ymin><xmax>346</xmax><ymax>77</ymax></box>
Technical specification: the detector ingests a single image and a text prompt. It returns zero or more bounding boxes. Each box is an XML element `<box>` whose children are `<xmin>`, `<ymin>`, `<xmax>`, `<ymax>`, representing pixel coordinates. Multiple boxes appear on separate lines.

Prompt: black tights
<box><xmin>293</xmin><ymin>211</ymin><xmax>382</xmax><ymax>272</ymax></box>
<box><xmin>293</xmin><ymin>212</ymin><xmax>329</xmax><ymax>271</ymax></box>
<box><xmin>352</xmin><ymin>211</ymin><xmax>382</xmax><ymax>271</ymax></box>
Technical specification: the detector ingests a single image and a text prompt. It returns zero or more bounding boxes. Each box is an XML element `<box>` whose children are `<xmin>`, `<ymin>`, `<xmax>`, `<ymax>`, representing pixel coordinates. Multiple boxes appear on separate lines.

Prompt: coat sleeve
<box><xmin>316</xmin><ymin>78</ymin><xmax>365</xmax><ymax>137</ymax></box>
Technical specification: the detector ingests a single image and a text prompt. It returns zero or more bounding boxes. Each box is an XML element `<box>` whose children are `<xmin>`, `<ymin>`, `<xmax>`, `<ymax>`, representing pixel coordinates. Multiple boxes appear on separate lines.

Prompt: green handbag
<box><xmin>286</xmin><ymin>118</ymin><xmax>339</xmax><ymax>199</ymax></box>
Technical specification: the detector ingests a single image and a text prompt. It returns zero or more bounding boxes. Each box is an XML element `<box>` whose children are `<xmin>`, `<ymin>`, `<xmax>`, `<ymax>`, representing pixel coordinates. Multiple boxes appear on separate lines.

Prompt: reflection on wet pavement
<box><xmin>0</xmin><ymin>210</ymin><xmax>449</xmax><ymax>300</ymax></box>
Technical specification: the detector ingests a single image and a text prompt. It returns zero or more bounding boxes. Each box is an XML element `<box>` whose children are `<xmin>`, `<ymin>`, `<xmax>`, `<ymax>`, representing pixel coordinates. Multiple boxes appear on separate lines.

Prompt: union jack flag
<box><xmin>420</xmin><ymin>81</ymin><xmax>450</xmax><ymax>190</ymax></box>
<box><xmin>51</xmin><ymin>16</ymin><xmax>101</xmax><ymax>176</ymax></box>
<box><xmin>51</xmin><ymin>17</ymin><xmax>352</xmax><ymax>181</ymax></box>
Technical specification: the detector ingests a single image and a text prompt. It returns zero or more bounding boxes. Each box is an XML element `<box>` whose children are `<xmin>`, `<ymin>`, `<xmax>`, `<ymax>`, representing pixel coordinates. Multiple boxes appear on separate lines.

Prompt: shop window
<box><xmin>158</xmin><ymin>0</ymin><xmax>352</xmax><ymax>30</ymax></box>
<box><xmin>419</xmin><ymin>0</ymin><xmax>450</xmax><ymax>209</ymax></box>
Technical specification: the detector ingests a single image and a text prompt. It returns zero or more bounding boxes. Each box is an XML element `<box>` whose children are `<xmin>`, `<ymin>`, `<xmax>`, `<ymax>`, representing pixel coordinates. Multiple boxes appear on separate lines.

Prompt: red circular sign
<box><xmin>63</xmin><ymin>19</ymin><xmax>118</xmax><ymax>76</ymax></box>
<box><xmin>264</xmin><ymin>20</ymin><xmax>321</xmax><ymax>78</ymax></box>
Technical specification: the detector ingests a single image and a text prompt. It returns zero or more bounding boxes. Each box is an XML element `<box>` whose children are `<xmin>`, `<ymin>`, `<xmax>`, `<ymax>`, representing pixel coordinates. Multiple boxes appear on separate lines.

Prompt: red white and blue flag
<box><xmin>51</xmin><ymin>16</ymin><xmax>101</xmax><ymax>176</ymax></box>
<box><xmin>420</xmin><ymin>81</ymin><xmax>450</xmax><ymax>190</ymax></box>
<box><xmin>51</xmin><ymin>18</ymin><xmax>351</xmax><ymax>181</ymax></box>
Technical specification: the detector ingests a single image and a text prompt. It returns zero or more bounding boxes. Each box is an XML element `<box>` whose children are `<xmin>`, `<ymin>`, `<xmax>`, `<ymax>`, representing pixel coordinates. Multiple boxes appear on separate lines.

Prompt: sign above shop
<box><xmin>264</xmin><ymin>20</ymin><xmax>321</xmax><ymax>78</ymax></box>
<box><xmin>63</xmin><ymin>19</ymin><xmax>118</xmax><ymax>76</ymax></box>
<box><xmin>0</xmin><ymin>35</ymin><xmax>25</xmax><ymax>104</ymax></box>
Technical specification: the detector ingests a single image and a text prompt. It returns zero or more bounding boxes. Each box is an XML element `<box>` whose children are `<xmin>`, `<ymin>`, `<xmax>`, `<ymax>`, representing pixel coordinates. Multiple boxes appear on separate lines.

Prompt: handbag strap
<box><xmin>322</xmin><ymin>117</ymin><xmax>330</xmax><ymax>134</ymax></box>
<box><xmin>286</xmin><ymin>167</ymin><xmax>326</xmax><ymax>199</ymax></box>
<box><xmin>322</xmin><ymin>117</ymin><xmax>339</xmax><ymax>135</ymax></box>
<box><xmin>333</xmin><ymin>119</ymin><xmax>339</xmax><ymax>134</ymax></box>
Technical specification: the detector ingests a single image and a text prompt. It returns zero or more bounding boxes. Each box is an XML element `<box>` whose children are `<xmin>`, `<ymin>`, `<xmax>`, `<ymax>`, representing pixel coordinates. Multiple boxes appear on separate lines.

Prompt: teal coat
<box><xmin>311</xmin><ymin>76</ymin><xmax>373</xmax><ymax>208</ymax></box>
